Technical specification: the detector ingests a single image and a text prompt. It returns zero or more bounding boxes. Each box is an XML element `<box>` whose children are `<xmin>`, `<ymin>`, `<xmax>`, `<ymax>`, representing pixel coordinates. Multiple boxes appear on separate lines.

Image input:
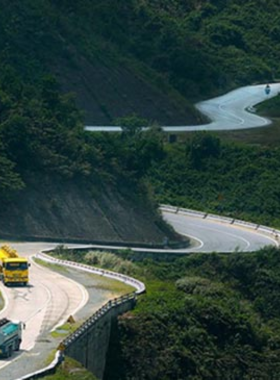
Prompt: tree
<box><xmin>114</xmin><ymin>114</ymin><xmax>147</xmax><ymax>137</ymax></box>
<box><xmin>187</xmin><ymin>132</ymin><xmax>221</xmax><ymax>168</ymax></box>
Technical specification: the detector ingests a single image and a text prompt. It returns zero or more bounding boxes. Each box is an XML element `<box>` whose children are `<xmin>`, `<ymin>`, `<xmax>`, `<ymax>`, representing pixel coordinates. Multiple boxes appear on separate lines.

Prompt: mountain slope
<box><xmin>0</xmin><ymin>0</ymin><xmax>279</xmax><ymax>244</ymax></box>
<box><xmin>52</xmin><ymin>46</ymin><xmax>203</xmax><ymax>125</ymax></box>
<box><xmin>0</xmin><ymin>0</ymin><xmax>202</xmax><ymax>126</ymax></box>
<box><xmin>0</xmin><ymin>175</ymin><xmax>178</xmax><ymax>244</ymax></box>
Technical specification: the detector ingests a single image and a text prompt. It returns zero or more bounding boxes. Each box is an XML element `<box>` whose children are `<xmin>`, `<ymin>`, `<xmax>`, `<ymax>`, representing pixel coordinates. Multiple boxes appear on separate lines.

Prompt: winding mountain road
<box><xmin>2</xmin><ymin>82</ymin><xmax>280</xmax><ymax>379</ymax></box>
<box><xmin>0</xmin><ymin>243</ymin><xmax>88</xmax><ymax>375</ymax></box>
<box><xmin>162</xmin><ymin>210</ymin><xmax>278</xmax><ymax>252</ymax></box>
<box><xmin>85</xmin><ymin>82</ymin><xmax>280</xmax><ymax>132</ymax></box>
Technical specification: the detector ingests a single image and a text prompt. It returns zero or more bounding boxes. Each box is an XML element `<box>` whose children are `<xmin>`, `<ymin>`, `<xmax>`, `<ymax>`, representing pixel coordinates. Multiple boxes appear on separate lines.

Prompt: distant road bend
<box><xmin>1</xmin><ymin>83</ymin><xmax>280</xmax><ymax>379</ymax></box>
<box><xmin>161</xmin><ymin>209</ymin><xmax>279</xmax><ymax>253</ymax></box>
<box><xmin>85</xmin><ymin>82</ymin><xmax>280</xmax><ymax>132</ymax></box>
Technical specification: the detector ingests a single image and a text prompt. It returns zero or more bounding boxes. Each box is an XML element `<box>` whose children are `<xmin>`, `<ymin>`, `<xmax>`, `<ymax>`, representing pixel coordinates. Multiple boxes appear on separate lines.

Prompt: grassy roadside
<box><xmin>33</xmin><ymin>254</ymin><xmax>136</xmax><ymax>379</ymax></box>
<box><xmin>42</xmin><ymin>357</ymin><xmax>98</xmax><ymax>380</ymax></box>
<box><xmin>217</xmin><ymin>92</ymin><xmax>280</xmax><ymax>146</ymax></box>
<box><xmin>169</xmin><ymin>93</ymin><xmax>280</xmax><ymax>148</ymax></box>
<box><xmin>217</xmin><ymin>119</ymin><xmax>280</xmax><ymax>147</ymax></box>
<box><xmin>34</xmin><ymin>257</ymin><xmax>135</xmax><ymax>294</ymax></box>
<box><xmin>172</xmin><ymin>117</ymin><xmax>280</xmax><ymax>147</ymax></box>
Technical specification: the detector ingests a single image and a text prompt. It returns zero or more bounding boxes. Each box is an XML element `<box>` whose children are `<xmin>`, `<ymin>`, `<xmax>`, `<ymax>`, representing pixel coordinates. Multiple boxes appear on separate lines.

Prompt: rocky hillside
<box><xmin>0</xmin><ymin>175</ymin><xmax>179</xmax><ymax>245</ymax></box>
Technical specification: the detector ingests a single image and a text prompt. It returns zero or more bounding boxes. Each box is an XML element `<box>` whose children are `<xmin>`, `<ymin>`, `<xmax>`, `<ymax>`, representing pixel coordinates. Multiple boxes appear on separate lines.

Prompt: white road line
<box><xmin>51</xmin><ymin>276</ymin><xmax>88</xmax><ymax>332</ymax></box>
<box><xmin>0</xmin><ymin>284</ymin><xmax>10</xmax><ymax>316</ymax></box>
<box><xmin>187</xmin><ymin>222</ymin><xmax>251</xmax><ymax>251</ymax></box>
<box><xmin>85</xmin><ymin>83</ymin><xmax>280</xmax><ymax>132</ymax></box>
<box><xmin>31</xmin><ymin>254</ymin><xmax>89</xmax><ymax>331</ymax></box>
<box><xmin>177</xmin><ymin>231</ymin><xmax>204</xmax><ymax>251</ymax></box>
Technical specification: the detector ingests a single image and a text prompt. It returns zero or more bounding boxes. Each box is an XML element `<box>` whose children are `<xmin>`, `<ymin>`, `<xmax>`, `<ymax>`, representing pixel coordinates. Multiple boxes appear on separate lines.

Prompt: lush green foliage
<box><xmin>0</xmin><ymin>80</ymin><xmax>164</xmax><ymax>200</ymax></box>
<box><xmin>5</xmin><ymin>0</ymin><xmax>276</xmax><ymax>103</ymax></box>
<box><xmin>84</xmin><ymin>251</ymin><xmax>138</xmax><ymax>276</ymax></box>
<box><xmin>257</xmin><ymin>93</ymin><xmax>280</xmax><ymax>117</ymax></box>
<box><xmin>148</xmin><ymin>131</ymin><xmax>280</xmax><ymax>227</ymax></box>
<box><xmin>0</xmin><ymin>0</ymin><xmax>168</xmax><ymax>203</ymax></box>
<box><xmin>104</xmin><ymin>247</ymin><xmax>280</xmax><ymax>380</ymax></box>
<box><xmin>51</xmin><ymin>246</ymin><xmax>280</xmax><ymax>379</ymax></box>
<box><xmin>2</xmin><ymin>2</ymin><xmax>280</xmax><ymax>378</ymax></box>
<box><xmin>55</xmin><ymin>0</ymin><xmax>280</xmax><ymax>99</ymax></box>
<box><xmin>1</xmin><ymin>0</ymin><xmax>280</xmax><ymax>207</ymax></box>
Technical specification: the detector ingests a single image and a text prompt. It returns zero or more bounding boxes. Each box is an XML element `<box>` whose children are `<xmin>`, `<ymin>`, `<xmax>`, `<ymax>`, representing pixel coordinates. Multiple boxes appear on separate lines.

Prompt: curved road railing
<box><xmin>160</xmin><ymin>205</ymin><xmax>280</xmax><ymax>244</ymax></box>
<box><xmin>12</xmin><ymin>206</ymin><xmax>280</xmax><ymax>379</ymax></box>
<box><xmin>11</xmin><ymin>80</ymin><xmax>280</xmax><ymax>378</ymax></box>
<box><xmin>13</xmin><ymin>249</ymin><xmax>145</xmax><ymax>380</ymax></box>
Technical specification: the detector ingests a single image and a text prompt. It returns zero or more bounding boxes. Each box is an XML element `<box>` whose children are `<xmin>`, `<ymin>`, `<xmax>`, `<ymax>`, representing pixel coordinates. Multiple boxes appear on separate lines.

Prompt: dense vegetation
<box><xmin>2</xmin><ymin>0</ymin><xmax>280</xmax><ymax>379</ymax></box>
<box><xmin>103</xmin><ymin>246</ymin><xmax>280</xmax><ymax>379</ymax></box>
<box><xmin>59</xmin><ymin>0</ymin><xmax>280</xmax><ymax>99</ymax></box>
<box><xmin>0</xmin><ymin>0</ymin><xmax>279</xmax><ymax>122</ymax></box>
<box><xmin>50</xmin><ymin>246</ymin><xmax>280</xmax><ymax>379</ymax></box>
<box><xmin>0</xmin><ymin>72</ymin><xmax>164</xmax><ymax>200</ymax></box>
<box><xmin>257</xmin><ymin>92</ymin><xmax>280</xmax><ymax>117</ymax></box>
<box><xmin>1</xmin><ymin>0</ymin><xmax>280</xmax><ymax>205</ymax></box>
<box><xmin>147</xmin><ymin>128</ymin><xmax>280</xmax><ymax>227</ymax></box>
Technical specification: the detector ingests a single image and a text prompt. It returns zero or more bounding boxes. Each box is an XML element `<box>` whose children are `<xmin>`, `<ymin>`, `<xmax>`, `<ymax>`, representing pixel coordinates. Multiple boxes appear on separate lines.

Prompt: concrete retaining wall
<box><xmin>63</xmin><ymin>295</ymin><xmax>136</xmax><ymax>379</ymax></box>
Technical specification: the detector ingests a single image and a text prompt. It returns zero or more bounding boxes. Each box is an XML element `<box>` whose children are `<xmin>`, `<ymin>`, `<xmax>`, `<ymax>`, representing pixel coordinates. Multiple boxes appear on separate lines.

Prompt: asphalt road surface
<box><xmin>162</xmin><ymin>211</ymin><xmax>278</xmax><ymax>252</ymax></box>
<box><xmin>0</xmin><ymin>243</ymin><xmax>88</xmax><ymax>374</ymax></box>
<box><xmin>2</xmin><ymin>82</ymin><xmax>280</xmax><ymax>378</ymax></box>
<box><xmin>85</xmin><ymin>82</ymin><xmax>280</xmax><ymax>132</ymax></box>
<box><xmin>0</xmin><ymin>242</ymin><xmax>120</xmax><ymax>379</ymax></box>
<box><xmin>0</xmin><ymin>214</ymin><xmax>278</xmax><ymax>379</ymax></box>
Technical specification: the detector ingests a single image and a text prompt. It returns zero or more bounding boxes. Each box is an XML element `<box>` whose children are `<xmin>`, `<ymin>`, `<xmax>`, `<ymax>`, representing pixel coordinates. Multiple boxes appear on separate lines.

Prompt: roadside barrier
<box><xmin>13</xmin><ymin>206</ymin><xmax>280</xmax><ymax>379</ymax></box>
<box><xmin>206</xmin><ymin>213</ymin><xmax>234</xmax><ymax>224</ymax></box>
<box><xmin>13</xmin><ymin>249</ymin><xmax>145</xmax><ymax>380</ymax></box>
<box><xmin>160</xmin><ymin>204</ymin><xmax>207</xmax><ymax>218</ymax></box>
<box><xmin>60</xmin><ymin>292</ymin><xmax>136</xmax><ymax>349</ymax></box>
<box><xmin>160</xmin><ymin>205</ymin><xmax>280</xmax><ymax>245</ymax></box>
<box><xmin>37</xmin><ymin>251</ymin><xmax>146</xmax><ymax>295</ymax></box>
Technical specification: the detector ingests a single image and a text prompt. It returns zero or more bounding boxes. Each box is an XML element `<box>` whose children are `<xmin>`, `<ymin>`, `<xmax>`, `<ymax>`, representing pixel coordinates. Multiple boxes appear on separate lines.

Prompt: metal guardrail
<box><xmin>160</xmin><ymin>205</ymin><xmax>280</xmax><ymax>245</ymax></box>
<box><xmin>37</xmin><ymin>251</ymin><xmax>146</xmax><ymax>295</ymax></box>
<box><xmin>14</xmin><ymin>351</ymin><xmax>61</xmax><ymax>380</ymax></box>
<box><xmin>13</xmin><ymin>207</ymin><xmax>280</xmax><ymax>379</ymax></box>
<box><xmin>13</xmin><ymin>249</ymin><xmax>145</xmax><ymax>380</ymax></box>
<box><xmin>60</xmin><ymin>293</ymin><xmax>136</xmax><ymax>349</ymax></box>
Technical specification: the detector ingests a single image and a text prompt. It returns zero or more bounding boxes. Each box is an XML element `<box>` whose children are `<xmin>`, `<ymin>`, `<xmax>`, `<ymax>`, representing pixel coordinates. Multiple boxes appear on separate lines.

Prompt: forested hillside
<box><xmin>65</xmin><ymin>0</ymin><xmax>279</xmax><ymax>100</ymax></box>
<box><xmin>0</xmin><ymin>80</ymin><xmax>179</xmax><ymax>242</ymax></box>
<box><xmin>49</xmin><ymin>246</ymin><xmax>280</xmax><ymax>379</ymax></box>
<box><xmin>0</xmin><ymin>0</ymin><xmax>198</xmax><ymax>243</ymax></box>
<box><xmin>0</xmin><ymin>3</ymin><xmax>278</xmax><ymax>262</ymax></box>
<box><xmin>103</xmin><ymin>246</ymin><xmax>280</xmax><ymax>379</ymax></box>
<box><xmin>2</xmin><ymin>1</ymin><xmax>280</xmax><ymax>379</ymax></box>
<box><xmin>1</xmin><ymin>0</ymin><xmax>278</xmax><ymax>125</ymax></box>
<box><xmin>147</xmin><ymin>129</ymin><xmax>280</xmax><ymax>227</ymax></box>
<box><xmin>0</xmin><ymin>0</ymin><xmax>201</xmax><ymax>126</ymax></box>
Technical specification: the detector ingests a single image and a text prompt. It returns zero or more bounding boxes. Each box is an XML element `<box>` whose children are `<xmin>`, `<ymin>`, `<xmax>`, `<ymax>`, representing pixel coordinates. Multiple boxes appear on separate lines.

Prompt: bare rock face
<box><xmin>0</xmin><ymin>175</ymin><xmax>179</xmax><ymax>245</ymax></box>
